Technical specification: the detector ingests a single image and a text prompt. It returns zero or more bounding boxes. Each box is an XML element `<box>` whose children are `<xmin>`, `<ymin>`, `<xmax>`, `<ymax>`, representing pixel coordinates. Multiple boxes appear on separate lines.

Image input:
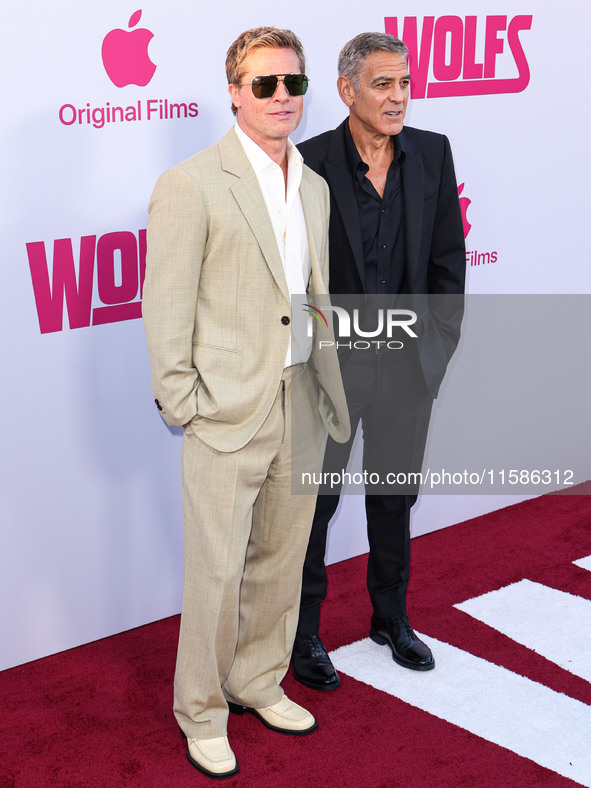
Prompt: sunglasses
<box><xmin>238</xmin><ymin>73</ymin><xmax>309</xmax><ymax>99</ymax></box>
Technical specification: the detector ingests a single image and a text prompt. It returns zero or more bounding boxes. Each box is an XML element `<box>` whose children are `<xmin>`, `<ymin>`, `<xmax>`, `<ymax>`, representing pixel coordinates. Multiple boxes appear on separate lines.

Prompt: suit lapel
<box><xmin>322</xmin><ymin>123</ymin><xmax>426</xmax><ymax>292</ymax></box>
<box><xmin>323</xmin><ymin>123</ymin><xmax>366</xmax><ymax>287</ymax></box>
<box><xmin>400</xmin><ymin>131</ymin><xmax>424</xmax><ymax>286</ymax></box>
<box><xmin>299</xmin><ymin>170</ymin><xmax>324</xmax><ymax>297</ymax></box>
<box><xmin>219</xmin><ymin>129</ymin><xmax>290</xmax><ymax>301</ymax></box>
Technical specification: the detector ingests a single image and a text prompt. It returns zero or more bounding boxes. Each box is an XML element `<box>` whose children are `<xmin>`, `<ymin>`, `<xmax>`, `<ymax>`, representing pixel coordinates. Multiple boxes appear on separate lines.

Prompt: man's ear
<box><xmin>229</xmin><ymin>83</ymin><xmax>241</xmax><ymax>112</ymax></box>
<box><xmin>337</xmin><ymin>75</ymin><xmax>356</xmax><ymax>107</ymax></box>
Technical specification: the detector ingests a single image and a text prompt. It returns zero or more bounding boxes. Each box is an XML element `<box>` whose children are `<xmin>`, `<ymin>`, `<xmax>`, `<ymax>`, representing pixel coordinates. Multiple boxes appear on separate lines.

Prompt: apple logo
<box><xmin>101</xmin><ymin>10</ymin><xmax>156</xmax><ymax>88</ymax></box>
<box><xmin>457</xmin><ymin>183</ymin><xmax>472</xmax><ymax>239</ymax></box>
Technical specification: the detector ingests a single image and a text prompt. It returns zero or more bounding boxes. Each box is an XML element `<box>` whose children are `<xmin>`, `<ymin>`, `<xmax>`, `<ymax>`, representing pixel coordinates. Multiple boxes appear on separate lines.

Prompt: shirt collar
<box><xmin>344</xmin><ymin>117</ymin><xmax>406</xmax><ymax>176</ymax></box>
<box><xmin>234</xmin><ymin>123</ymin><xmax>302</xmax><ymax>175</ymax></box>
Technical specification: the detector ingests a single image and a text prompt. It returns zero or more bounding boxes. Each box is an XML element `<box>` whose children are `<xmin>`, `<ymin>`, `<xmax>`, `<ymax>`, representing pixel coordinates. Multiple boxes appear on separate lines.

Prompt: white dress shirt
<box><xmin>234</xmin><ymin>124</ymin><xmax>312</xmax><ymax>367</ymax></box>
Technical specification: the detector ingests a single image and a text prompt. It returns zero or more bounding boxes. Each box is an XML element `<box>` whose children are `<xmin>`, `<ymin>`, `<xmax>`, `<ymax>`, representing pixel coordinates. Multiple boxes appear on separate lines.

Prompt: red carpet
<box><xmin>2</xmin><ymin>491</ymin><xmax>590</xmax><ymax>787</ymax></box>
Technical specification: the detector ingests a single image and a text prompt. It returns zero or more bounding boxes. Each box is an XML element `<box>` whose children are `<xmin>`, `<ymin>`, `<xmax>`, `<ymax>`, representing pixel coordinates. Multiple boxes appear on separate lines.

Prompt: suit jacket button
<box><xmin>281</xmin><ymin>316</ymin><xmax>290</xmax><ymax>325</ymax></box>
<box><xmin>154</xmin><ymin>398</ymin><xmax>163</xmax><ymax>411</ymax></box>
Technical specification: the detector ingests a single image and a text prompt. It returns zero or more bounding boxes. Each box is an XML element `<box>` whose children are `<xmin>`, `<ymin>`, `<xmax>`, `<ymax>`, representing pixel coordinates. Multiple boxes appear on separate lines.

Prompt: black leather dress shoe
<box><xmin>369</xmin><ymin>614</ymin><xmax>435</xmax><ymax>671</ymax></box>
<box><xmin>292</xmin><ymin>633</ymin><xmax>341</xmax><ymax>690</ymax></box>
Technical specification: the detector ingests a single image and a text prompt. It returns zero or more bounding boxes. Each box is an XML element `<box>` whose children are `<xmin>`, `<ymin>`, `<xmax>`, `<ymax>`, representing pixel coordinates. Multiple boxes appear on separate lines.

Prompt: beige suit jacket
<box><xmin>142</xmin><ymin>128</ymin><xmax>349</xmax><ymax>452</ymax></box>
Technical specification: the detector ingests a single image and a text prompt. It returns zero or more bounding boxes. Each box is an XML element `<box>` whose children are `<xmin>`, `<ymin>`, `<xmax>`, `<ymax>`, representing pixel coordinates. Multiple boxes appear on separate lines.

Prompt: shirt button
<box><xmin>381</xmin><ymin>244</ymin><xmax>387</xmax><ymax>249</ymax></box>
<box><xmin>281</xmin><ymin>316</ymin><xmax>290</xmax><ymax>325</ymax></box>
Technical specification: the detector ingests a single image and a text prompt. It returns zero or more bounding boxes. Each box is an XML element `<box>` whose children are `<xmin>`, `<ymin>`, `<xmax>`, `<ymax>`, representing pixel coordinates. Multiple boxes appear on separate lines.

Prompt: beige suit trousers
<box><xmin>173</xmin><ymin>363</ymin><xmax>326</xmax><ymax>739</ymax></box>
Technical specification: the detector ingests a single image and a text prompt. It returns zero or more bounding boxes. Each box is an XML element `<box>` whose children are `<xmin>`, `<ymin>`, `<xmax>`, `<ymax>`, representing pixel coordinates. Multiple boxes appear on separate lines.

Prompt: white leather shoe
<box><xmin>230</xmin><ymin>696</ymin><xmax>317</xmax><ymax>735</ymax></box>
<box><xmin>186</xmin><ymin>735</ymin><xmax>238</xmax><ymax>778</ymax></box>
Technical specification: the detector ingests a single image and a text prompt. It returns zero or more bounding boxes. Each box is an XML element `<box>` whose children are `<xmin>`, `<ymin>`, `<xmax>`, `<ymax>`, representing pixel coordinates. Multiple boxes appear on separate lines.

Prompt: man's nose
<box><xmin>388</xmin><ymin>83</ymin><xmax>404</xmax><ymax>103</ymax></box>
<box><xmin>273</xmin><ymin>79</ymin><xmax>291</xmax><ymax>100</ymax></box>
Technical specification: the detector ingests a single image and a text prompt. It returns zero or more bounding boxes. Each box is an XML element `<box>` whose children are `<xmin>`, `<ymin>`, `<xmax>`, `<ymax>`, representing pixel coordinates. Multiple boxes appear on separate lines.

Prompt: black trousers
<box><xmin>298</xmin><ymin>346</ymin><xmax>433</xmax><ymax>634</ymax></box>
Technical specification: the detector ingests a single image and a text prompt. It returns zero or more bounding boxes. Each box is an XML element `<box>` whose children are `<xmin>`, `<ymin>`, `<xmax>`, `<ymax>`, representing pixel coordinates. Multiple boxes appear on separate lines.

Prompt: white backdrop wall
<box><xmin>1</xmin><ymin>1</ymin><xmax>589</xmax><ymax>670</ymax></box>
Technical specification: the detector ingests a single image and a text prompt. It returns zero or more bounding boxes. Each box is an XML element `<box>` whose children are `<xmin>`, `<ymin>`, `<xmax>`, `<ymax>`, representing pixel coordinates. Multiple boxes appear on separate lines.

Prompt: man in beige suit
<box><xmin>142</xmin><ymin>27</ymin><xmax>349</xmax><ymax>779</ymax></box>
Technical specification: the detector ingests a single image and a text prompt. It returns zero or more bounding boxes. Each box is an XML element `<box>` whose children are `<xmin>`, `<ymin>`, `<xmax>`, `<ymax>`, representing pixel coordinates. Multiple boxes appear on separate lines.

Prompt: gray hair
<box><xmin>338</xmin><ymin>33</ymin><xmax>408</xmax><ymax>91</ymax></box>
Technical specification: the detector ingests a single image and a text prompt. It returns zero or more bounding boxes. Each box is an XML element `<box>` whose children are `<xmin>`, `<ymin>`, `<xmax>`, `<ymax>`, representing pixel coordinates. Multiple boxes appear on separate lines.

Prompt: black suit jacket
<box><xmin>298</xmin><ymin>120</ymin><xmax>466</xmax><ymax>398</ymax></box>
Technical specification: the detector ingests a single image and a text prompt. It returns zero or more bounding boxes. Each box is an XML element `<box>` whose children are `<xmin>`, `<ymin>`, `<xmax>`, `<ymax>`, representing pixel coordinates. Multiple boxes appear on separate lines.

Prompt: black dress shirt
<box><xmin>344</xmin><ymin>120</ymin><xmax>407</xmax><ymax>295</ymax></box>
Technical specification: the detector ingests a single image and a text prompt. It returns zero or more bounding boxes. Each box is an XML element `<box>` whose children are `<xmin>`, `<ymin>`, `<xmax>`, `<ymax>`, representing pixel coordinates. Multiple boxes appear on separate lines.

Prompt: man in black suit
<box><xmin>292</xmin><ymin>32</ymin><xmax>465</xmax><ymax>689</ymax></box>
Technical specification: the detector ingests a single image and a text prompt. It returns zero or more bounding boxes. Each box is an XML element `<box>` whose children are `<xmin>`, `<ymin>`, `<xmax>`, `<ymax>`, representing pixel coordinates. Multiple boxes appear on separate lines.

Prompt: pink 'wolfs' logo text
<box><xmin>385</xmin><ymin>15</ymin><xmax>533</xmax><ymax>99</ymax></box>
<box><xmin>27</xmin><ymin>231</ymin><xmax>147</xmax><ymax>333</ymax></box>
<box><xmin>101</xmin><ymin>10</ymin><xmax>157</xmax><ymax>87</ymax></box>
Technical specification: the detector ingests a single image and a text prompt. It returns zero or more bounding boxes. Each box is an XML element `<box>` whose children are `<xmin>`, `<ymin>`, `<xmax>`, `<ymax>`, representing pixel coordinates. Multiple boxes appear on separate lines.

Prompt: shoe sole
<box><xmin>186</xmin><ymin>747</ymin><xmax>239</xmax><ymax>779</ymax></box>
<box><xmin>370</xmin><ymin>629</ymin><xmax>436</xmax><ymax>671</ymax></box>
<box><xmin>292</xmin><ymin>667</ymin><xmax>341</xmax><ymax>692</ymax></box>
<box><xmin>228</xmin><ymin>702</ymin><xmax>318</xmax><ymax>736</ymax></box>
